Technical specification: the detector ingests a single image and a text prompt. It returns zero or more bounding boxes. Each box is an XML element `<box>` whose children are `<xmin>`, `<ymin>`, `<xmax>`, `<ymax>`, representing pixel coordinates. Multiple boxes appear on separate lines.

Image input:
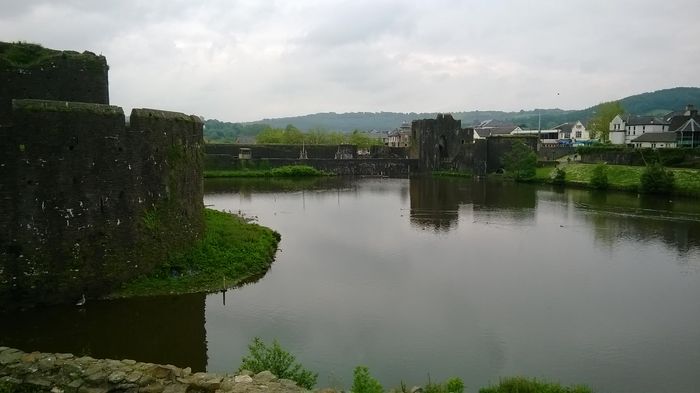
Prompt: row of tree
<box><xmin>255</xmin><ymin>125</ymin><xmax>384</xmax><ymax>149</ymax></box>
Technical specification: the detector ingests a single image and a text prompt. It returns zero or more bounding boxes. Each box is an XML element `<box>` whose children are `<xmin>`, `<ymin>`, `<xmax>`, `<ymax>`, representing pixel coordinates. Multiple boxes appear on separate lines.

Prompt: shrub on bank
<box><xmin>352</xmin><ymin>366</ymin><xmax>383</xmax><ymax>393</ymax></box>
<box><xmin>639</xmin><ymin>163</ymin><xmax>675</xmax><ymax>194</ymax></box>
<box><xmin>589</xmin><ymin>163</ymin><xmax>609</xmax><ymax>190</ymax></box>
<box><xmin>239</xmin><ymin>337</ymin><xmax>318</xmax><ymax>389</ymax></box>
<box><xmin>478</xmin><ymin>377</ymin><xmax>591</xmax><ymax>393</ymax></box>
<box><xmin>551</xmin><ymin>168</ymin><xmax>566</xmax><ymax>185</ymax></box>
<box><xmin>424</xmin><ymin>377</ymin><xmax>466</xmax><ymax>393</ymax></box>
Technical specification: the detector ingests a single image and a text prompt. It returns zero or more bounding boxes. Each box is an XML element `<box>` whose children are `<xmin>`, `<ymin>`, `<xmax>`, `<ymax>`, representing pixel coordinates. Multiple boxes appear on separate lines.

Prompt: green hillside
<box><xmin>204</xmin><ymin>87</ymin><xmax>700</xmax><ymax>142</ymax></box>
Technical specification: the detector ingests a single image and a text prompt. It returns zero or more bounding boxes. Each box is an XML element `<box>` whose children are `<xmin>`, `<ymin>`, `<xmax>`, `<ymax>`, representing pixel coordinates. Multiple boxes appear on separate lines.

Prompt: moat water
<box><xmin>2</xmin><ymin>177</ymin><xmax>700</xmax><ymax>393</ymax></box>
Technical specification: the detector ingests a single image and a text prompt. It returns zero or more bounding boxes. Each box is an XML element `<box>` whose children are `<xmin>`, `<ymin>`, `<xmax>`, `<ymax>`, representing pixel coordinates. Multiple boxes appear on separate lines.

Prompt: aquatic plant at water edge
<box><xmin>351</xmin><ymin>366</ymin><xmax>383</xmax><ymax>393</ymax></box>
<box><xmin>424</xmin><ymin>376</ymin><xmax>465</xmax><ymax>393</ymax></box>
<box><xmin>350</xmin><ymin>366</ymin><xmax>384</xmax><ymax>393</ymax></box>
<box><xmin>238</xmin><ymin>337</ymin><xmax>318</xmax><ymax>389</ymax></box>
<box><xmin>478</xmin><ymin>376</ymin><xmax>591</xmax><ymax>393</ymax></box>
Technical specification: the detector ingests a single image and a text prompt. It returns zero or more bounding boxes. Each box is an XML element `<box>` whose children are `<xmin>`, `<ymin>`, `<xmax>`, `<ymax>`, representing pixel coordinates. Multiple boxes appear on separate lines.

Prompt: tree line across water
<box><xmin>205</xmin><ymin>121</ymin><xmax>384</xmax><ymax>149</ymax></box>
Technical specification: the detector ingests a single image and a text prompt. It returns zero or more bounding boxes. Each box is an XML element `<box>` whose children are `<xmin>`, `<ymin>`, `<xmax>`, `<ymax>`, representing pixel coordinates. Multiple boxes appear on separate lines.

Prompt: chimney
<box><xmin>685</xmin><ymin>104</ymin><xmax>695</xmax><ymax>116</ymax></box>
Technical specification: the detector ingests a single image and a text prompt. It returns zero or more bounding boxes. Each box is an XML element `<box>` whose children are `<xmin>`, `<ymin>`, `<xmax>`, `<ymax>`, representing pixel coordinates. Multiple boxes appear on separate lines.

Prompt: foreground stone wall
<box><xmin>0</xmin><ymin>347</ymin><xmax>303</xmax><ymax>393</ymax></box>
<box><xmin>0</xmin><ymin>101</ymin><xmax>203</xmax><ymax>307</ymax></box>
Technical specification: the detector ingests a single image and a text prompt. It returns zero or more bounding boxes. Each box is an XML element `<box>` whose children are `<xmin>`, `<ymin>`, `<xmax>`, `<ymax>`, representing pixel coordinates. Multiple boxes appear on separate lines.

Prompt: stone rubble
<box><xmin>0</xmin><ymin>347</ymin><xmax>309</xmax><ymax>393</ymax></box>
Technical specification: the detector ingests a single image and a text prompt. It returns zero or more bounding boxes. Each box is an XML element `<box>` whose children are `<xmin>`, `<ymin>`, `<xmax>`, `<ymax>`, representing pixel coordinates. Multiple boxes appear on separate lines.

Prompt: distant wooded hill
<box><xmin>204</xmin><ymin>87</ymin><xmax>700</xmax><ymax>142</ymax></box>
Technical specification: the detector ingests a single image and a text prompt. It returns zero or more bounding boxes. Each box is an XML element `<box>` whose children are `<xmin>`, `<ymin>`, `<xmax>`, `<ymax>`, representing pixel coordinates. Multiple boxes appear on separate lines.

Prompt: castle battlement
<box><xmin>0</xmin><ymin>42</ymin><xmax>203</xmax><ymax>307</ymax></box>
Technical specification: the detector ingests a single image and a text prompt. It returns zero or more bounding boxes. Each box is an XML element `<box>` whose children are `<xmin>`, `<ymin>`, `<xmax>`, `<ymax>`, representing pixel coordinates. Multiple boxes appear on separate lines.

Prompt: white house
<box><xmin>608</xmin><ymin>114</ymin><xmax>670</xmax><ymax>145</ymax></box>
<box><xmin>609</xmin><ymin>114</ymin><xmax>626</xmax><ymax>144</ymax></box>
<box><xmin>631</xmin><ymin>132</ymin><xmax>678</xmax><ymax>148</ymax></box>
<box><xmin>554</xmin><ymin>121</ymin><xmax>590</xmax><ymax>141</ymax></box>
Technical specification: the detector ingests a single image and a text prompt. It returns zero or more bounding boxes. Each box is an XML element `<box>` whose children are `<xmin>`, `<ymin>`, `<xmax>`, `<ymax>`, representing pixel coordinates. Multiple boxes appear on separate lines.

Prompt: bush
<box><xmin>352</xmin><ymin>366</ymin><xmax>383</xmax><ymax>393</ymax></box>
<box><xmin>639</xmin><ymin>163</ymin><xmax>675</xmax><ymax>194</ymax></box>
<box><xmin>589</xmin><ymin>163</ymin><xmax>609</xmax><ymax>189</ymax></box>
<box><xmin>478</xmin><ymin>377</ymin><xmax>591</xmax><ymax>393</ymax></box>
<box><xmin>238</xmin><ymin>337</ymin><xmax>318</xmax><ymax>389</ymax></box>
<box><xmin>446</xmin><ymin>377</ymin><xmax>465</xmax><ymax>393</ymax></box>
<box><xmin>551</xmin><ymin>168</ymin><xmax>566</xmax><ymax>185</ymax></box>
<box><xmin>502</xmin><ymin>142</ymin><xmax>537</xmax><ymax>181</ymax></box>
<box><xmin>424</xmin><ymin>376</ymin><xmax>465</xmax><ymax>393</ymax></box>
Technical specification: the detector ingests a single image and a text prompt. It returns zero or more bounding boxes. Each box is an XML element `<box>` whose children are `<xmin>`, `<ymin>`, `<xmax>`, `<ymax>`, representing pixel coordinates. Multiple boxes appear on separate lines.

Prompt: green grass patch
<box><xmin>432</xmin><ymin>170</ymin><xmax>473</xmax><ymax>178</ymax></box>
<box><xmin>204</xmin><ymin>165</ymin><xmax>328</xmax><ymax>178</ymax></box>
<box><xmin>479</xmin><ymin>377</ymin><xmax>591</xmax><ymax>393</ymax></box>
<box><xmin>532</xmin><ymin>163</ymin><xmax>700</xmax><ymax>196</ymax></box>
<box><xmin>110</xmin><ymin>209</ymin><xmax>280</xmax><ymax>297</ymax></box>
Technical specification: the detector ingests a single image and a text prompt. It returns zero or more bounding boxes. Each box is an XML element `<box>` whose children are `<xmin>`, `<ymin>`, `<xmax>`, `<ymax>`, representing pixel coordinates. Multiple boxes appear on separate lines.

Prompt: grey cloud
<box><xmin>0</xmin><ymin>0</ymin><xmax>698</xmax><ymax>121</ymax></box>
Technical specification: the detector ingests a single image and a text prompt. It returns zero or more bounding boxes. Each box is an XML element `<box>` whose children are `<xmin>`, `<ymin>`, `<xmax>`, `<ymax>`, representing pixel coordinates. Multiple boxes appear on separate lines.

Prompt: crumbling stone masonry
<box><xmin>0</xmin><ymin>347</ymin><xmax>304</xmax><ymax>393</ymax></box>
<box><xmin>0</xmin><ymin>42</ymin><xmax>203</xmax><ymax>307</ymax></box>
<box><xmin>409</xmin><ymin>114</ymin><xmax>474</xmax><ymax>171</ymax></box>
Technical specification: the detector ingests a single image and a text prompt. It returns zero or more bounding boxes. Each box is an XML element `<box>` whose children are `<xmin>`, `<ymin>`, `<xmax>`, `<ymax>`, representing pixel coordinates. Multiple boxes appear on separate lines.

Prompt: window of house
<box><xmin>576</xmin><ymin>131</ymin><xmax>582</xmax><ymax>138</ymax></box>
<box><xmin>643</xmin><ymin>126</ymin><xmax>645</xmax><ymax>131</ymax></box>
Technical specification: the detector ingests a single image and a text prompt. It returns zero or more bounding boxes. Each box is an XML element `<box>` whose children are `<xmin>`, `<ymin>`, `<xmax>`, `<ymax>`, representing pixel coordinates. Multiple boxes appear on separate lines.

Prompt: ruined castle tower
<box><xmin>0</xmin><ymin>42</ymin><xmax>204</xmax><ymax>306</ymax></box>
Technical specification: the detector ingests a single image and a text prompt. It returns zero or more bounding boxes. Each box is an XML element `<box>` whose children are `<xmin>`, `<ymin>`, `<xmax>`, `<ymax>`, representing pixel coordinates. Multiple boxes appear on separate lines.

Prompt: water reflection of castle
<box><xmin>409</xmin><ymin>177</ymin><xmax>700</xmax><ymax>258</ymax></box>
<box><xmin>408</xmin><ymin>178</ymin><xmax>537</xmax><ymax>231</ymax></box>
<box><xmin>0</xmin><ymin>293</ymin><xmax>209</xmax><ymax>372</ymax></box>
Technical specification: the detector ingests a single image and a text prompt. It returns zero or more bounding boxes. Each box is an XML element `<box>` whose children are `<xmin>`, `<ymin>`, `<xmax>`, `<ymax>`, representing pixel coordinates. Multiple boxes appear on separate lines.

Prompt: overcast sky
<box><xmin>2</xmin><ymin>0</ymin><xmax>699</xmax><ymax>122</ymax></box>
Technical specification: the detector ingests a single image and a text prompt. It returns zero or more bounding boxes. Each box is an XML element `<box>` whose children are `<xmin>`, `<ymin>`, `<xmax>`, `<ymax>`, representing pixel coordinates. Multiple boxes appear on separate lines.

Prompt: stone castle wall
<box><xmin>0</xmin><ymin>43</ymin><xmax>203</xmax><ymax>306</ymax></box>
<box><xmin>0</xmin><ymin>101</ymin><xmax>203</xmax><ymax>306</ymax></box>
<box><xmin>0</xmin><ymin>42</ymin><xmax>109</xmax><ymax>125</ymax></box>
<box><xmin>410</xmin><ymin>114</ymin><xmax>474</xmax><ymax>171</ymax></box>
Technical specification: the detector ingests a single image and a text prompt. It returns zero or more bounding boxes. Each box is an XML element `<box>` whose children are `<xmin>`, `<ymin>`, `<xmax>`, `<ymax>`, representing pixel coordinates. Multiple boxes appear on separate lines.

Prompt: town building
<box><xmin>385</xmin><ymin>122</ymin><xmax>411</xmax><ymax>147</ymax></box>
<box><xmin>609</xmin><ymin>104</ymin><xmax>699</xmax><ymax>148</ymax></box>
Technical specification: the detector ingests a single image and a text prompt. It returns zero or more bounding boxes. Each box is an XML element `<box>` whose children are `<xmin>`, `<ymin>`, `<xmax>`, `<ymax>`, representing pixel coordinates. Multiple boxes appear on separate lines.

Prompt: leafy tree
<box><xmin>587</xmin><ymin>101</ymin><xmax>624</xmax><ymax>142</ymax></box>
<box><xmin>501</xmin><ymin>141</ymin><xmax>537</xmax><ymax>180</ymax></box>
<box><xmin>349</xmin><ymin>129</ymin><xmax>383</xmax><ymax>149</ymax></box>
<box><xmin>639</xmin><ymin>163</ymin><xmax>675</xmax><ymax>194</ymax></box>
<box><xmin>255</xmin><ymin>128</ymin><xmax>284</xmax><ymax>144</ymax></box>
<box><xmin>351</xmin><ymin>366</ymin><xmax>383</xmax><ymax>393</ymax></box>
<box><xmin>283</xmin><ymin>124</ymin><xmax>305</xmax><ymax>144</ymax></box>
<box><xmin>238</xmin><ymin>337</ymin><xmax>318</xmax><ymax>389</ymax></box>
<box><xmin>590</xmin><ymin>163</ymin><xmax>609</xmax><ymax>189</ymax></box>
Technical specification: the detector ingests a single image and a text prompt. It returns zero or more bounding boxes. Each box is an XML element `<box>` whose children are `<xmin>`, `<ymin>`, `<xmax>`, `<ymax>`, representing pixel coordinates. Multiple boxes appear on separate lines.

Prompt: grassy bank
<box><xmin>533</xmin><ymin>163</ymin><xmax>700</xmax><ymax>196</ymax></box>
<box><xmin>205</xmin><ymin>165</ymin><xmax>328</xmax><ymax>178</ymax></box>
<box><xmin>431</xmin><ymin>170</ymin><xmax>473</xmax><ymax>178</ymax></box>
<box><xmin>110</xmin><ymin>208</ymin><xmax>280</xmax><ymax>297</ymax></box>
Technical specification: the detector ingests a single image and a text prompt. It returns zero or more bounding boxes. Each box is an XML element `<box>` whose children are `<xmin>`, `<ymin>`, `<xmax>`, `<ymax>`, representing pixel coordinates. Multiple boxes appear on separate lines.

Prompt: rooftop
<box><xmin>631</xmin><ymin>132</ymin><xmax>678</xmax><ymax>142</ymax></box>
